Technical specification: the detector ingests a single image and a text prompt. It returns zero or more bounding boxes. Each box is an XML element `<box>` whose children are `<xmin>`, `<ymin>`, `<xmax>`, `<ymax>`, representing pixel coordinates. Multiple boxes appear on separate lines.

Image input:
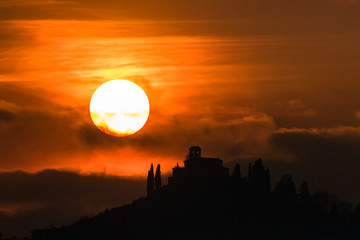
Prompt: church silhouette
<box><xmin>147</xmin><ymin>146</ymin><xmax>270</xmax><ymax>198</ymax></box>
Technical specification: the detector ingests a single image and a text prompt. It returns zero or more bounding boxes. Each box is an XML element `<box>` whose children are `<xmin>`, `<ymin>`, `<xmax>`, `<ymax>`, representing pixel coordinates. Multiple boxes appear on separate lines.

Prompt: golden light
<box><xmin>90</xmin><ymin>80</ymin><xmax>150</xmax><ymax>137</ymax></box>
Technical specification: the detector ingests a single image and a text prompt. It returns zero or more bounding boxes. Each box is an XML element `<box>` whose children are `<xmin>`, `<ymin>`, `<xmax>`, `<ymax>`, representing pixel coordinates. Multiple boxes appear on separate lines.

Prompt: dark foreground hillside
<box><xmin>31</xmin><ymin>147</ymin><xmax>360</xmax><ymax>240</ymax></box>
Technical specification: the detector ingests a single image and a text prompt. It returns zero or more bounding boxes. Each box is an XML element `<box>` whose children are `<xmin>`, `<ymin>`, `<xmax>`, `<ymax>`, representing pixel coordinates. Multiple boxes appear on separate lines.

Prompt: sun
<box><xmin>89</xmin><ymin>80</ymin><xmax>150</xmax><ymax>137</ymax></box>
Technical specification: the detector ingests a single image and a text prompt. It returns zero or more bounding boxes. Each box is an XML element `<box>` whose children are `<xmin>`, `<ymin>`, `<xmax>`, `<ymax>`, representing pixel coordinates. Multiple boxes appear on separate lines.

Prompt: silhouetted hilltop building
<box><xmin>168</xmin><ymin>146</ymin><xmax>229</xmax><ymax>185</ymax></box>
<box><xmin>29</xmin><ymin>146</ymin><xmax>360</xmax><ymax>240</ymax></box>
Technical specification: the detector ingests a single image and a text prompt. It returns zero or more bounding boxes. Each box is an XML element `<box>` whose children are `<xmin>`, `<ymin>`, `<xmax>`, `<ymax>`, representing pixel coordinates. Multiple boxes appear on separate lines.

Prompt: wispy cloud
<box><xmin>0</xmin><ymin>0</ymin><xmax>75</xmax><ymax>7</ymax></box>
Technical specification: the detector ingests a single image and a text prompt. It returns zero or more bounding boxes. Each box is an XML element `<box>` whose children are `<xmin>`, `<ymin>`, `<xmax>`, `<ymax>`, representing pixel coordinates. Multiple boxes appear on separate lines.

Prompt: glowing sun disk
<box><xmin>90</xmin><ymin>80</ymin><xmax>150</xmax><ymax>137</ymax></box>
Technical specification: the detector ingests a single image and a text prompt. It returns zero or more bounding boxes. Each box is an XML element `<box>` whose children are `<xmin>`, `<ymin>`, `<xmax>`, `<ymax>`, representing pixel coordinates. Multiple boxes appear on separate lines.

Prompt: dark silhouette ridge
<box><xmin>30</xmin><ymin>146</ymin><xmax>360</xmax><ymax>240</ymax></box>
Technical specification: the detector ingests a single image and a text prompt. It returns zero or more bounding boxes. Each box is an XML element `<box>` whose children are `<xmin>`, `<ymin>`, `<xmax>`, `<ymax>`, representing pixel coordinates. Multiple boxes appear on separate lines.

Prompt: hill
<box><xmin>31</xmin><ymin>147</ymin><xmax>360</xmax><ymax>240</ymax></box>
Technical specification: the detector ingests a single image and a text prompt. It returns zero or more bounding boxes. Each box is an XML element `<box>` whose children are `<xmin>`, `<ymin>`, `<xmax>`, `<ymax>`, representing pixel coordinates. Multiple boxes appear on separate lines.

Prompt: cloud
<box><xmin>0</xmin><ymin>0</ymin><xmax>360</xmax><ymax>218</ymax></box>
<box><xmin>0</xmin><ymin>169</ymin><xmax>145</xmax><ymax>238</ymax></box>
<box><xmin>77</xmin><ymin>112</ymin><xmax>275</xmax><ymax>160</ymax></box>
<box><xmin>0</xmin><ymin>83</ymin><xmax>84</xmax><ymax>170</ymax></box>
<box><xmin>285</xmin><ymin>99</ymin><xmax>317</xmax><ymax>117</ymax></box>
<box><xmin>0</xmin><ymin>0</ymin><xmax>75</xmax><ymax>7</ymax></box>
<box><xmin>0</xmin><ymin>109</ymin><xmax>15</xmax><ymax>122</ymax></box>
<box><xmin>268</xmin><ymin>126</ymin><xmax>360</xmax><ymax>204</ymax></box>
<box><xmin>0</xmin><ymin>0</ymin><xmax>359</xmax><ymax>36</ymax></box>
<box><xmin>0</xmin><ymin>81</ymin><xmax>275</xmax><ymax>176</ymax></box>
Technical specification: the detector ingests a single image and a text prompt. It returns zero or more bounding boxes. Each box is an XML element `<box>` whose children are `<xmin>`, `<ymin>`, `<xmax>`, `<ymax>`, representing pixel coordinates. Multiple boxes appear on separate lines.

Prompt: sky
<box><xmin>1</xmin><ymin>0</ymin><xmax>360</xmax><ymax>237</ymax></box>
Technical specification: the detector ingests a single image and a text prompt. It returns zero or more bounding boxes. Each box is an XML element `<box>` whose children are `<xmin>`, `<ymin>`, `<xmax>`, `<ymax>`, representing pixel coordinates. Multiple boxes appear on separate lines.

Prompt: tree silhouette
<box><xmin>272</xmin><ymin>174</ymin><xmax>297</xmax><ymax>205</ymax></box>
<box><xmin>147</xmin><ymin>164</ymin><xmax>155</xmax><ymax>196</ymax></box>
<box><xmin>233</xmin><ymin>163</ymin><xmax>241</xmax><ymax>179</ymax></box>
<box><xmin>155</xmin><ymin>164</ymin><xmax>161</xmax><ymax>191</ymax></box>
<box><xmin>29</xmin><ymin>149</ymin><xmax>360</xmax><ymax>240</ymax></box>
<box><xmin>298</xmin><ymin>180</ymin><xmax>310</xmax><ymax>203</ymax></box>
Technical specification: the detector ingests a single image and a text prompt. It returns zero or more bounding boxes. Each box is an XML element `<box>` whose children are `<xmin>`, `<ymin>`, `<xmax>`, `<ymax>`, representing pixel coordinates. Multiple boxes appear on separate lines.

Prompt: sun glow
<box><xmin>90</xmin><ymin>80</ymin><xmax>150</xmax><ymax>137</ymax></box>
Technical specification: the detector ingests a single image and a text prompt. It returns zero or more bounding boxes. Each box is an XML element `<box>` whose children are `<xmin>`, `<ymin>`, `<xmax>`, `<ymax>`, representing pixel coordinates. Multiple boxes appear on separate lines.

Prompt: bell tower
<box><xmin>189</xmin><ymin>146</ymin><xmax>201</xmax><ymax>160</ymax></box>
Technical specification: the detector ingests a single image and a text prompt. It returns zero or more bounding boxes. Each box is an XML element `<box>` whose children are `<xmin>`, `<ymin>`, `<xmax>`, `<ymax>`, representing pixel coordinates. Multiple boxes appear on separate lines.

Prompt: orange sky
<box><xmin>1</xmin><ymin>0</ymin><xmax>360</xmax><ymax>197</ymax></box>
<box><xmin>3</xmin><ymin>1</ymin><xmax>360</xmax><ymax>237</ymax></box>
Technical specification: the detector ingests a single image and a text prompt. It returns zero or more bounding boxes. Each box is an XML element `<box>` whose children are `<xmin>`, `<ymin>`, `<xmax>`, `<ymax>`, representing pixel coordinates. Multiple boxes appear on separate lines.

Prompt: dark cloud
<box><xmin>0</xmin><ymin>0</ymin><xmax>360</xmax><ymax>35</ymax></box>
<box><xmin>0</xmin><ymin>81</ymin><xmax>273</xmax><ymax>172</ymax></box>
<box><xmin>77</xmin><ymin>112</ymin><xmax>275</xmax><ymax>160</ymax></box>
<box><xmin>0</xmin><ymin>1</ymin><xmax>87</xmax><ymax>20</ymax></box>
<box><xmin>0</xmin><ymin>109</ymin><xmax>15</xmax><ymax>122</ymax></box>
<box><xmin>0</xmin><ymin>169</ymin><xmax>145</xmax><ymax>238</ymax></box>
<box><xmin>0</xmin><ymin>108</ymin><xmax>80</xmax><ymax>168</ymax></box>
<box><xmin>0</xmin><ymin>83</ymin><xmax>84</xmax><ymax>168</ymax></box>
<box><xmin>1</xmin><ymin>1</ymin><xmax>360</xmax><ymax>236</ymax></box>
<box><xmin>267</xmin><ymin>127</ymin><xmax>360</xmax><ymax>204</ymax></box>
